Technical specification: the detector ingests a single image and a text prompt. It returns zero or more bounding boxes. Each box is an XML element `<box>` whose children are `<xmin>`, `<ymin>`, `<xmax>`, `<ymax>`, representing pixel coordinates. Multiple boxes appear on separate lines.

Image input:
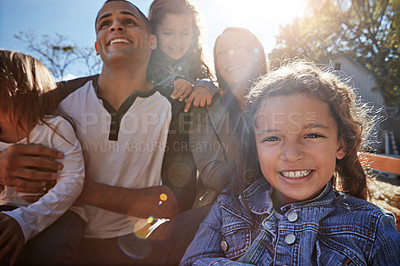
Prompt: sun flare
<box><xmin>214</xmin><ymin>0</ymin><xmax>306</xmax><ymax>28</ymax></box>
<box><xmin>201</xmin><ymin>0</ymin><xmax>307</xmax><ymax>54</ymax></box>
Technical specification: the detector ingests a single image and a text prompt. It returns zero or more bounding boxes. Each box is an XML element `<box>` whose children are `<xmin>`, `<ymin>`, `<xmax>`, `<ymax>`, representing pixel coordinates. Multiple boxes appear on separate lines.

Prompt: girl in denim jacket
<box><xmin>181</xmin><ymin>61</ymin><xmax>400</xmax><ymax>265</ymax></box>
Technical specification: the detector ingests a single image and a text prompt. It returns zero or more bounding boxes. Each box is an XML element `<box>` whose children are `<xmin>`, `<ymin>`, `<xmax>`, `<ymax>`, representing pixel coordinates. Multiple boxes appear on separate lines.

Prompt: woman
<box><xmin>190</xmin><ymin>27</ymin><xmax>267</xmax><ymax>207</ymax></box>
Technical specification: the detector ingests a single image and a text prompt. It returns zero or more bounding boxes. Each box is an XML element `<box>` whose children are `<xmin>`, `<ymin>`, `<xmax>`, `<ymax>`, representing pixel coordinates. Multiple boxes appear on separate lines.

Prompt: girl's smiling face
<box><xmin>156</xmin><ymin>13</ymin><xmax>193</xmax><ymax>61</ymax></box>
<box><xmin>254</xmin><ymin>93</ymin><xmax>346</xmax><ymax>206</ymax></box>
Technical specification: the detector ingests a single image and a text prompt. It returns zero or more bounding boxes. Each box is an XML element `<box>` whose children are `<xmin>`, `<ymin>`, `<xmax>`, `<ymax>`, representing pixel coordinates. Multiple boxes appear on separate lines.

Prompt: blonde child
<box><xmin>148</xmin><ymin>0</ymin><xmax>219</xmax><ymax>112</ymax></box>
<box><xmin>0</xmin><ymin>50</ymin><xmax>85</xmax><ymax>265</ymax></box>
<box><xmin>182</xmin><ymin>61</ymin><xmax>400</xmax><ymax>265</ymax></box>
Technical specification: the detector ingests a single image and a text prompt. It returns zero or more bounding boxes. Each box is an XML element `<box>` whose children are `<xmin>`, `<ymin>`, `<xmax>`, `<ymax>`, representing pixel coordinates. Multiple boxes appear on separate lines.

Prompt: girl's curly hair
<box><xmin>230</xmin><ymin>60</ymin><xmax>376</xmax><ymax>200</ymax></box>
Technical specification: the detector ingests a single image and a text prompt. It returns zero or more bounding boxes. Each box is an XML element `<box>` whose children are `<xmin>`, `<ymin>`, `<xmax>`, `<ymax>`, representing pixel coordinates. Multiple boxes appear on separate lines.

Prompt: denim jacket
<box><xmin>148</xmin><ymin>57</ymin><xmax>219</xmax><ymax>97</ymax></box>
<box><xmin>181</xmin><ymin>178</ymin><xmax>400</xmax><ymax>265</ymax></box>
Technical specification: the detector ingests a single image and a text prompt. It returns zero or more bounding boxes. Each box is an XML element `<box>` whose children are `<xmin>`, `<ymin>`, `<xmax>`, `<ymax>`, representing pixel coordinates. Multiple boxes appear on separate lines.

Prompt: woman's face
<box><xmin>215</xmin><ymin>31</ymin><xmax>256</xmax><ymax>88</ymax></box>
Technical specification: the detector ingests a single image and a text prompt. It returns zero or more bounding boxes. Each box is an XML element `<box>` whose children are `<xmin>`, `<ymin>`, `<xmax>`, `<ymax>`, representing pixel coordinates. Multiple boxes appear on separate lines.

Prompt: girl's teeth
<box><xmin>280</xmin><ymin>170</ymin><xmax>312</xmax><ymax>178</ymax></box>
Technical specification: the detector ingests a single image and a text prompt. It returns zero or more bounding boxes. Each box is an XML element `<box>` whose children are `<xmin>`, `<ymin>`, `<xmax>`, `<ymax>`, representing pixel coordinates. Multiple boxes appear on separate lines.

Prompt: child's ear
<box><xmin>336</xmin><ymin>138</ymin><xmax>346</xmax><ymax>160</ymax></box>
<box><xmin>95</xmin><ymin>42</ymin><xmax>99</xmax><ymax>55</ymax></box>
<box><xmin>149</xmin><ymin>35</ymin><xmax>157</xmax><ymax>50</ymax></box>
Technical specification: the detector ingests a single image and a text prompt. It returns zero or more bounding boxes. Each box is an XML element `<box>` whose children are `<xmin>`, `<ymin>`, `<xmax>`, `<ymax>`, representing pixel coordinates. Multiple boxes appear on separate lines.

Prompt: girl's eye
<box><xmin>263</xmin><ymin>136</ymin><xmax>280</xmax><ymax>142</ymax></box>
<box><xmin>305</xmin><ymin>133</ymin><xmax>324</xmax><ymax>139</ymax></box>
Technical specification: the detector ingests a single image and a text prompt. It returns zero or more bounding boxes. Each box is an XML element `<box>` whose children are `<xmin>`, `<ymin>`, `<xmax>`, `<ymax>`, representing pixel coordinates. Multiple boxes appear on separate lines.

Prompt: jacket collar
<box><xmin>241</xmin><ymin>178</ymin><xmax>274</xmax><ymax>215</ymax></box>
<box><xmin>241</xmin><ymin>178</ymin><xmax>335</xmax><ymax>215</ymax></box>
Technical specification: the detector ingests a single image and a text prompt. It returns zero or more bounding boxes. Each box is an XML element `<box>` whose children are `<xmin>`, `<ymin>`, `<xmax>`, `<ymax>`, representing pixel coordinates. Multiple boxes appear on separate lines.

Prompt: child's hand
<box><xmin>170</xmin><ymin>78</ymin><xmax>193</xmax><ymax>102</ymax></box>
<box><xmin>0</xmin><ymin>213</ymin><xmax>24</xmax><ymax>265</ymax></box>
<box><xmin>184</xmin><ymin>85</ymin><xmax>212</xmax><ymax>112</ymax></box>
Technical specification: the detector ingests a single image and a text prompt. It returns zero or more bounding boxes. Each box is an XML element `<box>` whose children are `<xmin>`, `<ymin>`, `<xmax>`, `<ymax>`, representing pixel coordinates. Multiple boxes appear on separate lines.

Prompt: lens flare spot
<box><xmin>147</xmin><ymin>216</ymin><xmax>154</xmax><ymax>224</ymax></box>
<box><xmin>158</xmin><ymin>201</ymin><xmax>163</xmax><ymax>205</ymax></box>
<box><xmin>133</xmin><ymin>220</ymin><xmax>149</xmax><ymax>239</ymax></box>
<box><xmin>160</xmin><ymin>193</ymin><xmax>168</xmax><ymax>201</ymax></box>
<box><xmin>253</xmin><ymin>48</ymin><xmax>259</xmax><ymax>54</ymax></box>
<box><xmin>118</xmin><ymin>233</ymin><xmax>151</xmax><ymax>259</ymax></box>
<box><xmin>167</xmin><ymin>163</ymin><xmax>192</xmax><ymax>187</ymax></box>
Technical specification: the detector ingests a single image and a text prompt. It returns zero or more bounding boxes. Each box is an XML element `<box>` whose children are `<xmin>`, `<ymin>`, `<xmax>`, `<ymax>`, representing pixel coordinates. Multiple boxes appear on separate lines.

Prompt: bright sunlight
<box><xmin>214</xmin><ymin>0</ymin><xmax>307</xmax><ymax>27</ymax></box>
<box><xmin>197</xmin><ymin>0</ymin><xmax>307</xmax><ymax>54</ymax></box>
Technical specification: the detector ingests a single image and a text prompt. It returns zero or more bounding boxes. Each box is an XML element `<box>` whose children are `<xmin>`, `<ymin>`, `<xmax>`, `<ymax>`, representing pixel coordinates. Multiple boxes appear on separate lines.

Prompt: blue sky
<box><xmin>0</xmin><ymin>0</ymin><xmax>306</xmax><ymax>78</ymax></box>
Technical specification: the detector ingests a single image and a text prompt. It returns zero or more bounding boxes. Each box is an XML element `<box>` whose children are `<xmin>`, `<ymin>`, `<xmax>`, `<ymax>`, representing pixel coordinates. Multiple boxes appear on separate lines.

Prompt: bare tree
<box><xmin>75</xmin><ymin>47</ymin><xmax>103</xmax><ymax>76</ymax></box>
<box><xmin>15</xmin><ymin>30</ymin><xmax>102</xmax><ymax>79</ymax></box>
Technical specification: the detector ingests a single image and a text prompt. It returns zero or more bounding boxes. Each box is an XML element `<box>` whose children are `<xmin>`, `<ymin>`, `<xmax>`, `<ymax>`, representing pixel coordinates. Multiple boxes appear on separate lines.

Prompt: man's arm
<box><xmin>74</xmin><ymin>97</ymin><xmax>197</xmax><ymax>219</ymax></box>
<box><xmin>75</xmin><ymin>179</ymin><xmax>179</xmax><ymax>219</ymax></box>
<box><xmin>0</xmin><ymin>144</ymin><xmax>62</xmax><ymax>193</ymax></box>
<box><xmin>0</xmin><ymin>77</ymin><xmax>96</xmax><ymax>192</ymax></box>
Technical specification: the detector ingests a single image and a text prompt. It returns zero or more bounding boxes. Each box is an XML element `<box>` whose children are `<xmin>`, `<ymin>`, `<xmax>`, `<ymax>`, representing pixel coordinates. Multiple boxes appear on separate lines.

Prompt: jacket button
<box><xmin>285</xmin><ymin>233</ymin><xmax>296</xmax><ymax>245</ymax></box>
<box><xmin>177</xmin><ymin>66</ymin><xmax>183</xmax><ymax>71</ymax></box>
<box><xmin>287</xmin><ymin>211</ymin><xmax>298</xmax><ymax>222</ymax></box>
<box><xmin>221</xmin><ymin>240</ymin><xmax>228</xmax><ymax>252</ymax></box>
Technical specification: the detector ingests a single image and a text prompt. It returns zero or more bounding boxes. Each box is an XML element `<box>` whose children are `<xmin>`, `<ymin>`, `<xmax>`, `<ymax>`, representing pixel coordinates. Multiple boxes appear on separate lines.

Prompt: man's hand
<box><xmin>0</xmin><ymin>213</ymin><xmax>25</xmax><ymax>265</ymax></box>
<box><xmin>73</xmin><ymin>174</ymin><xmax>179</xmax><ymax>219</ymax></box>
<box><xmin>184</xmin><ymin>85</ymin><xmax>212</xmax><ymax>112</ymax></box>
<box><xmin>0</xmin><ymin>144</ymin><xmax>63</xmax><ymax>193</ymax></box>
<box><xmin>170</xmin><ymin>78</ymin><xmax>193</xmax><ymax>102</ymax></box>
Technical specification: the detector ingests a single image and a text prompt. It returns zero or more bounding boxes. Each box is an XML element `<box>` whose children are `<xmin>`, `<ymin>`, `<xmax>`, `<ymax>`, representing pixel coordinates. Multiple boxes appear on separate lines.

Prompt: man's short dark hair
<box><xmin>95</xmin><ymin>0</ymin><xmax>151</xmax><ymax>34</ymax></box>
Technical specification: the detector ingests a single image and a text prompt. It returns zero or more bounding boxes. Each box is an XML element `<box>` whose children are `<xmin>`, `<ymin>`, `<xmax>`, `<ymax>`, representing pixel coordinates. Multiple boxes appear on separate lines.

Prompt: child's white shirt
<box><xmin>0</xmin><ymin>116</ymin><xmax>86</xmax><ymax>243</ymax></box>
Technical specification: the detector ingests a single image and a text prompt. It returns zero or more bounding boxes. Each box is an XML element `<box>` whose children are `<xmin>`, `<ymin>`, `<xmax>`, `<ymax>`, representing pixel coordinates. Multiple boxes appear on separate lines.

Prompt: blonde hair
<box><xmin>0</xmin><ymin>50</ymin><xmax>58</xmax><ymax>140</ymax></box>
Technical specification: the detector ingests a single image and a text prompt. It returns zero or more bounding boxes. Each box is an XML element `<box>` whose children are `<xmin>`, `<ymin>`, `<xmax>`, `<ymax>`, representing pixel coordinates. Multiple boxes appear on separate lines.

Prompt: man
<box><xmin>0</xmin><ymin>0</ymin><xmax>208</xmax><ymax>264</ymax></box>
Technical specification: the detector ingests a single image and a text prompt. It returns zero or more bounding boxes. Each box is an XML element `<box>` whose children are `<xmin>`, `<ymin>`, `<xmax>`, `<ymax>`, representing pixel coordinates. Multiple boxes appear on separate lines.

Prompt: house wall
<box><xmin>327</xmin><ymin>56</ymin><xmax>385</xmax><ymax>108</ymax></box>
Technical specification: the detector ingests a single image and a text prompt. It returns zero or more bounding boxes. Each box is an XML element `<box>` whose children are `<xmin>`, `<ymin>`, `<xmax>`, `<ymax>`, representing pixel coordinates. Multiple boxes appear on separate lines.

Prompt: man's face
<box><xmin>95</xmin><ymin>1</ymin><xmax>156</xmax><ymax>64</ymax></box>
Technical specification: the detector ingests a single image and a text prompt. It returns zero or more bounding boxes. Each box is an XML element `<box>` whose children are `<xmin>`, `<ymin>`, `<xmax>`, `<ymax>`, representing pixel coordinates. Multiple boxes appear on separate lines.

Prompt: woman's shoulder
<box><xmin>37</xmin><ymin>116</ymin><xmax>78</xmax><ymax>147</ymax></box>
<box><xmin>41</xmin><ymin>116</ymin><xmax>74</xmax><ymax>131</ymax></box>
